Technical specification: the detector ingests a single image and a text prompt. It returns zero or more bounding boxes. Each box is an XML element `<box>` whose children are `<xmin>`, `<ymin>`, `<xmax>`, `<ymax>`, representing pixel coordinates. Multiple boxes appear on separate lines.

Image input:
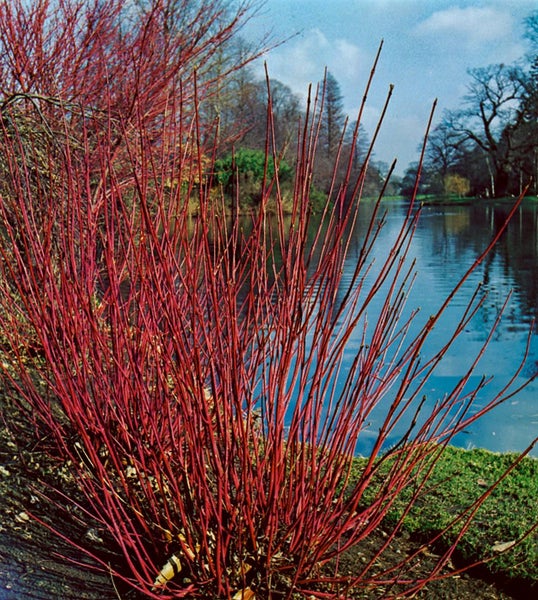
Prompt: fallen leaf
<box><xmin>153</xmin><ymin>554</ymin><xmax>182</xmax><ymax>588</ymax></box>
<box><xmin>15</xmin><ymin>511</ymin><xmax>30</xmax><ymax>523</ymax></box>
<box><xmin>491</xmin><ymin>540</ymin><xmax>516</xmax><ymax>553</ymax></box>
<box><xmin>232</xmin><ymin>587</ymin><xmax>255</xmax><ymax>600</ymax></box>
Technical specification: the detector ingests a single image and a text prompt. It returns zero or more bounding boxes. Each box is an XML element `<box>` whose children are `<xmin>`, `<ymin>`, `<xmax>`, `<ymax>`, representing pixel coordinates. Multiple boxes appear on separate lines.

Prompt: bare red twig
<box><xmin>0</xmin><ymin>3</ymin><xmax>535</xmax><ymax>599</ymax></box>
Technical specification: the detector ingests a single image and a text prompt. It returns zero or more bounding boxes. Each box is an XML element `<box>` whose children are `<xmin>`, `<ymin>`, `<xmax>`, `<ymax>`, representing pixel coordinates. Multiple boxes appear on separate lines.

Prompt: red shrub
<box><xmin>0</xmin><ymin>3</ymin><xmax>534</xmax><ymax>599</ymax></box>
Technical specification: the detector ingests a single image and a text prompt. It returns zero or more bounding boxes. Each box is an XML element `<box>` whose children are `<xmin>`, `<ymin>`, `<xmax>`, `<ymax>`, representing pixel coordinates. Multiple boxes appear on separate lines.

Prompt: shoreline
<box><xmin>1</xmin><ymin>403</ymin><xmax>535</xmax><ymax>598</ymax></box>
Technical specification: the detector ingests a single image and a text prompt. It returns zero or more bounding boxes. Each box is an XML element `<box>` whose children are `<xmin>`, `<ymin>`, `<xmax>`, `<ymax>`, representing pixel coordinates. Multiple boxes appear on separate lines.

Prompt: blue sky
<box><xmin>243</xmin><ymin>0</ymin><xmax>536</xmax><ymax>175</ymax></box>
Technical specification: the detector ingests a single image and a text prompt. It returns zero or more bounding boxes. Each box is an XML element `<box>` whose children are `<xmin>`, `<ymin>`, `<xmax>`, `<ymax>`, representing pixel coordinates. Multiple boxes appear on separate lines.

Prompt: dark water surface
<box><xmin>330</xmin><ymin>198</ymin><xmax>538</xmax><ymax>456</ymax></box>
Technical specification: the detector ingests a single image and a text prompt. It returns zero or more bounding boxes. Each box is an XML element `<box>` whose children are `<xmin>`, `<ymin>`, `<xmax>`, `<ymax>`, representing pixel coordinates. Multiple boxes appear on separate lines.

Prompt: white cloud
<box><xmin>261</xmin><ymin>28</ymin><xmax>367</xmax><ymax>101</ymax></box>
<box><xmin>414</xmin><ymin>6</ymin><xmax>513</xmax><ymax>46</ymax></box>
<box><xmin>333</xmin><ymin>39</ymin><xmax>364</xmax><ymax>80</ymax></box>
<box><xmin>244</xmin><ymin>0</ymin><xmax>535</xmax><ymax>173</ymax></box>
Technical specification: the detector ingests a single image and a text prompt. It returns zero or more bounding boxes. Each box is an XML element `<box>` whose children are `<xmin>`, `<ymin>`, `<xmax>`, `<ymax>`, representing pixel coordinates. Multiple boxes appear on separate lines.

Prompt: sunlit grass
<box><xmin>350</xmin><ymin>446</ymin><xmax>538</xmax><ymax>584</ymax></box>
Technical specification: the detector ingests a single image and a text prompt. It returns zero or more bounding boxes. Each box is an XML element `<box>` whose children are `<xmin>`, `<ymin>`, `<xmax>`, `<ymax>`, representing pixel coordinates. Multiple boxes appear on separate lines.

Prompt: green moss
<box><xmin>350</xmin><ymin>446</ymin><xmax>537</xmax><ymax>584</ymax></box>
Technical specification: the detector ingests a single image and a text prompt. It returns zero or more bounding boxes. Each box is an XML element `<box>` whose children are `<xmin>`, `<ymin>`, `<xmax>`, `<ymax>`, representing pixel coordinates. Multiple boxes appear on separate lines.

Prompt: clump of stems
<box><xmin>0</xmin><ymin>2</ymin><xmax>535</xmax><ymax>599</ymax></box>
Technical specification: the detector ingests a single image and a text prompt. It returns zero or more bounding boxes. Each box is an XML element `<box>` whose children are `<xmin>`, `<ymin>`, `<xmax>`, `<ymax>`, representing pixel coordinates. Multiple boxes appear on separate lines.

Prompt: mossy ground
<box><xmin>1</xmin><ymin>393</ymin><xmax>536</xmax><ymax>598</ymax></box>
<box><xmin>347</xmin><ymin>445</ymin><xmax>537</xmax><ymax>594</ymax></box>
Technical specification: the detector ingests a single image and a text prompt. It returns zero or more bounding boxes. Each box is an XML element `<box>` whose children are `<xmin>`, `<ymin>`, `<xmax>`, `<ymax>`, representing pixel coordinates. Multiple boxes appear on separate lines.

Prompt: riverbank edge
<box><xmin>349</xmin><ymin>444</ymin><xmax>537</xmax><ymax>591</ymax></box>
<box><xmin>1</xmin><ymin>405</ymin><xmax>536</xmax><ymax>597</ymax></box>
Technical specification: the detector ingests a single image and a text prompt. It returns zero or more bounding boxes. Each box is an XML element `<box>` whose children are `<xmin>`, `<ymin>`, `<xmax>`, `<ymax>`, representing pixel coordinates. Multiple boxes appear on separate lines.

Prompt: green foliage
<box><xmin>212</xmin><ymin>148</ymin><xmax>329</xmax><ymax>213</ymax></box>
<box><xmin>212</xmin><ymin>148</ymin><xmax>294</xmax><ymax>211</ymax></box>
<box><xmin>214</xmin><ymin>148</ymin><xmax>292</xmax><ymax>187</ymax></box>
<box><xmin>308</xmin><ymin>185</ymin><xmax>329</xmax><ymax>213</ymax></box>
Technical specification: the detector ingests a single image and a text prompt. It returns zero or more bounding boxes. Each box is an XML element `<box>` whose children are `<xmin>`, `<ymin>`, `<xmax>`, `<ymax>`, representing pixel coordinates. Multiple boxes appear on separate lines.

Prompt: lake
<box><xmin>331</xmin><ymin>197</ymin><xmax>538</xmax><ymax>456</ymax></box>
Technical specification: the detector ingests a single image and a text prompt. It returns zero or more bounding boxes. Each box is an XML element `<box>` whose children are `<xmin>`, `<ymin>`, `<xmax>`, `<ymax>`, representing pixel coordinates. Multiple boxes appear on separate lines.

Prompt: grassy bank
<box><xmin>352</xmin><ymin>446</ymin><xmax>537</xmax><ymax>588</ymax></box>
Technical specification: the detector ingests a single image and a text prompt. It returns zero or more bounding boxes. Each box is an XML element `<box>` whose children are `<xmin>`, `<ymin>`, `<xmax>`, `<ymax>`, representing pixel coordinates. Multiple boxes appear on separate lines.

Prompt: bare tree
<box><xmin>425</xmin><ymin>118</ymin><xmax>469</xmax><ymax>178</ymax></box>
<box><xmin>521</xmin><ymin>10</ymin><xmax>538</xmax><ymax>192</ymax></box>
<box><xmin>445</xmin><ymin>64</ymin><xmax>527</xmax><ymax>196</ymax></box>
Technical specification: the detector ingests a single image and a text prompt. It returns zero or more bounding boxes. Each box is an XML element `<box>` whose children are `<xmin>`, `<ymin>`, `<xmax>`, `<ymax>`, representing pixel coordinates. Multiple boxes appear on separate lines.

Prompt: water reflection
<box><xmin>230</xmin><ymin>200</ymin><xmax>537</xmax><ymax>456</ymax></box>
<box><xmin>342</xmin><ymin>198</ymin><xmax>538</xmax><ymax>455</ymax></box>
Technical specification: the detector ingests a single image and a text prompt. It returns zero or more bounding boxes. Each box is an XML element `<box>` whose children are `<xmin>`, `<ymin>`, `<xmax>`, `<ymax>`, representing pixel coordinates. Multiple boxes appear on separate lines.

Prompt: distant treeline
<box><xmin>206</xmin><ymin>52</ymin><xmax>399</xmax><ymax>209</ymax></box>
<box><xmin>400</xmin><ymin>11</ymin><xmax>538</xmax><ymax>199</ymax></box>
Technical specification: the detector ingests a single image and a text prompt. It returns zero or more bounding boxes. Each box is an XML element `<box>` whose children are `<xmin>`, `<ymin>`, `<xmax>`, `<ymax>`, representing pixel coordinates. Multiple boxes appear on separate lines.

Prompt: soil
<box><xmin>0</xmin><ymin>401</ymin><xmax>534</xmax><ymax>600</ymax></box>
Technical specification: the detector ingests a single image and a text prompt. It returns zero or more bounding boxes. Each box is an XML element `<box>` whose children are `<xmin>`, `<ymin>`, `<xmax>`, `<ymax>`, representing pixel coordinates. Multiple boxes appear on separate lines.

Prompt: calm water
<box><xmin>333</xmin><ymin>198</ymin><xmax>538</xmax><ymax>456</ymax></box>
